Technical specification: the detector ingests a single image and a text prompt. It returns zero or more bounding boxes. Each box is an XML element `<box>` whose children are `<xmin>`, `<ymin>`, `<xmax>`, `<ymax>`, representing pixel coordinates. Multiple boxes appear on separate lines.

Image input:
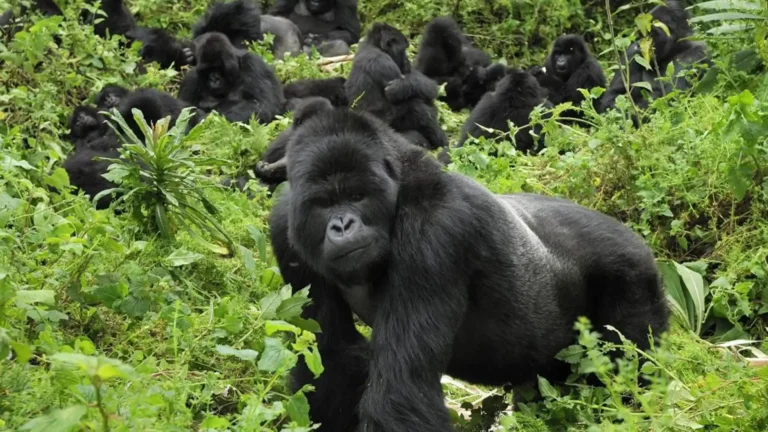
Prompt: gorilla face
<box><xmin>286</xmin><ymin>117</ymin><xmax>399</xmax><ymax>280</ymax></box>
<box><xmin>369</xmin><ymin>23</ymin><xmax>411</xmax><ymax>74</ymax></box>
<box><xmin>305</xmin><ymin>0</ymin><xmax>335</xmax><ymax>15</ymax></box>
<box><xmin>651</xmin><ymin>24</ymin><xmax>675</xmax><ymax>62</ymax></box>
<box><xmin>548</xmin><ymin>35</ymin><xmax>587</xmax><ymax>79</ymax></box>
<box><xmin>195</xmin><ymin>33</ymin><xmax>241</xmax><ymax>101</ymax></box>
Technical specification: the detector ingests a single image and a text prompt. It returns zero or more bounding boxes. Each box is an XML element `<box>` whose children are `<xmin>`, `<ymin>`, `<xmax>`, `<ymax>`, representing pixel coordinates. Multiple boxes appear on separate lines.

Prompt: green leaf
<box><xmin>555</xmin><ymin>344</ymin><xmax>585</xmax><ymax>364</ymax></box>
<box><xmin>215</xmin><ymin>344</ymin><xmax>259</xmax><ymax>362</ymax></box>
<box><xmin>265</xmin><ymin>320</ymin><xmax>300</xmax><ymax>335</ymax></box>
<box><xmin>259</xmin><ymin>292</ymin><xmax>282</xmax><ymax>320</ymax></box>
<box><xmin>690</xmin><ymin>12</ymin><xmax>764</xmax><ymax>23</ymax></box>
<box><xmin>258</xmin><ymin>337</ymin><xmax>297</xmax><ymax>372</ymax></box>
<box><xmin>165</xmin><ymin>248</ymin><xmax>204</xmax><ymax>267</ymax></box>
<box><xmin>694</xmin><ymin>0</ymin><xmax>764</xmax><ymax>11</ymax></box>
<box><xmin>726</xmin><ymin>163</ymin><xmax>752</xmax><ymax>201</ymax></box>
<box><xmin>119</xmin><ymin>296</ymin><xmax>151</xmax><ymax>318</ymax></box>
<box><xmin>276</xmin><ymin>296</ymin><xmax>311</xmax><ymax>320</ymax></box>
<box><xmin>200</xmin><ymin>415</ymin><xmax>230</xmax><ymax>430</ymax></box>
<box><xmin>10</xmin><ymin>341</ymin><xmax>33</xmax><ymax>364</ymax></box>
<box><xmin>44</xmin><ymin>168</ymin><xmax>70</xmax><ymax>191</ymax></box>
<box><xmin>19</xmin><ymin>405</ymin><xmax>88</xmax><ymax>432</ymax></box>
<box><xmin>537</xmin><ymin>376</ymin><xmax>560</xmax><ymax>400</ymax></box>
<box><xmin>675</xmin><ymin>262</ymin><xmax>708</xmax><ymax>335</ymax></box>
<box><xmin>659</xmin><ymin>261</ymin><xmax>691</xmax><ymax>330</ymax></box>
<box><xmin>289</xmin><ymin>317</ymin><xmax>322</xmax><ymax>333</ymax></box>
<box><xmin>16</xmin><ymin>290</ymin><xmax>55</xmax><ymax>305</ymax></box>
<box><xmin>303</xmin><ymin>346</ymin><xmax>324</xmax><ymax>378</ymax></box>
<box><xmin>286</xmin><ymin>392</ymin><xmax>311</xmax><ymax>427</ymax></box>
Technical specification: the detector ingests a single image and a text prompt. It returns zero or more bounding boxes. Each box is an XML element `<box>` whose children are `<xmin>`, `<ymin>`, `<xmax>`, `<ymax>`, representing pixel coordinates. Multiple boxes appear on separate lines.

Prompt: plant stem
<box><xmin>604</xmin><ymin>0</ymin><xmax>644</xmax><ymax>125</ymax></box>
<box><xmin>93</xmin><ymin>378</ymin><xmax>110</xmax><ymax>432</ymax></box>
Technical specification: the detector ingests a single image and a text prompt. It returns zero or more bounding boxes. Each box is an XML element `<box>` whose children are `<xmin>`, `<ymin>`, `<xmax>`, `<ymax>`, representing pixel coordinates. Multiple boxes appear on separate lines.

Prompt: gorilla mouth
<box><xmin>555</xmin><ymin>64</ymin><xmax>568</xmax><ymax>74</ymax></box>
<box><xmin>334</xmin><ymin>243</ymin><xmax>373</xmax><ymax>260</ymax></box>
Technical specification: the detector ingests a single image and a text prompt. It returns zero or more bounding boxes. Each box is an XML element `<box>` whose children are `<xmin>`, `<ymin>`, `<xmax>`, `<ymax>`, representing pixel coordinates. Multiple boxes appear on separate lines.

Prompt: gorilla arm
<box><xmin>358</xmin><ymin>204</ymin><xmax>470</xmax><ymax>432</ymax></box>
<box><xmin>384</xmin><ymin>70</ymin><xmax>439</xmax><ymax>104</ymax></box>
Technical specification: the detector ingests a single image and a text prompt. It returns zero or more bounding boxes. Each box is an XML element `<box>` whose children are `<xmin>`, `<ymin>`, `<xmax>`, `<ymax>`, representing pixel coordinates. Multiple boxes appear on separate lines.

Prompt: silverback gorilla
<box><xmin>268</xmin><ymin>0</ymin><xmax>360</xmax><ymax>56</ymax></box>
<box><xmin>269</xmin><ymin>106</ymin><xmax>670</xmax><ymax>431</ymax></box>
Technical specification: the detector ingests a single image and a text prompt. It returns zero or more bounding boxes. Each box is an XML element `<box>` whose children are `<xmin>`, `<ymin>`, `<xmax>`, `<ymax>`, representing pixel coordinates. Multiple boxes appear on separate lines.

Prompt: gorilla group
<box><xmin>269</xmin><ymin>103</ymin><xmax>670</xmax><ymax>432</ymax></box>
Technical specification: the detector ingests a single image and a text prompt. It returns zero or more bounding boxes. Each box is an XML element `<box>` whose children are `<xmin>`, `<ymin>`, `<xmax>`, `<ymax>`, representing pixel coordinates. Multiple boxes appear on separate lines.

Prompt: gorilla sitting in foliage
<box><xmin>269</xmin><ymin>103</ymin><xmax>670</xmax><ymax>432</ymax></box>
<box><xmin>268</xmin><ymin>0</ymin><xmax>361</xmax><ymax>56</ymax></box>
<box><xmin>178</xmin><ymin>32</ymin><xmax>285</xmax><ymax>123</ymax></box>
<box><xmin>415</xmin><ymin>17</ymin><xmax>506</xmax><ymax>111</ymax></box>
<box><xmin>346</xmin><ymin>23</ymin><xmax>447</xmax><ymax>150</ymax></box>
<box><xmin>531</xmin><ymin>34</ymin><xmax>605</xmax><ymax>120</ymax></box>
<box><xmin>193</xmin><ymin>0</ymin><xmax>263</xmax><ymax>49</ymax></box>
<box><xmin>599</xmin><ymin>1</ymin><xmax>710</xmax><ymax>113</ymax></box>
<box><xmin>460</xmin><ymin>69</ymin><xmax>551</xmax><ymax>153</ymax></box>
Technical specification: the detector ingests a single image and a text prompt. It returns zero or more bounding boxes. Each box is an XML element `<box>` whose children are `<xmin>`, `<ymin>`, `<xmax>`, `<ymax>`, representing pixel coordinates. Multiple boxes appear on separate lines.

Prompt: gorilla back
<box><xmin>270</xmin><ymin>107</ymin><xmax>670</xmax><ymax>432</ymax></box>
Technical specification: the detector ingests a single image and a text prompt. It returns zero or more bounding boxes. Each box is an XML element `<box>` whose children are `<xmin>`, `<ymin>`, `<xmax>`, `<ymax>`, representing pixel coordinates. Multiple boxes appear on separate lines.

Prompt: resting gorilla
<box><xmin>269</xmin><ymin>105</ymin><xmax>670</xmax><ymax>432</ymax></box>
<box><xmin>268</xmin><ymin>0</ymin><xmax>361</xmax><ymax>56</ymax></box>
<box><xmin>415</xmin><ymin>17</ymin><xmax>506</xmax><ymax>111</ymax></box>
<box><xmin>531</xmin><ymin>34</ymin><xmax>605</xmax><ymax>119</ymax></box>
<box><xmin>460</xmin><ymin>69</ymin><xmax>551</xmax><ymax>153</ymax></box>
<box><xmin>193</xmin><ymin>0</ymin><xmax>262</xmax><ymax>49</ymax></box>
<box><xmin>178</xmin><ymin>32</ymin><xmax>285</xmax><ymax>123</ymax></box>
<box><xmin>283</xmin><ymin>77</ymin><xmax>348</xmax><ymax>109</ymax></box>
<box><xmin>119</xmin><ymin>88</ymin><xmax>206</xmax><ymax>138</ymax></box>
<box><xmin>346</xmin><ymin>23</ymin><xmax>447</xmax><ymax>150</ymax></box>
<box><xmin>598</xmin><ymin>1</ymin><xmax>709</xmax><ymax>113</ymax></box>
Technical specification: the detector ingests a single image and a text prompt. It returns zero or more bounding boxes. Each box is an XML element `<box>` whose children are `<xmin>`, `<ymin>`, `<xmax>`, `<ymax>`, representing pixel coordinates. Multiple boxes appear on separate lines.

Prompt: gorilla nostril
<box><xmin>343</xmin><ymin>217</ymin><xmax>356</xmax><ymax>231</ymax></box>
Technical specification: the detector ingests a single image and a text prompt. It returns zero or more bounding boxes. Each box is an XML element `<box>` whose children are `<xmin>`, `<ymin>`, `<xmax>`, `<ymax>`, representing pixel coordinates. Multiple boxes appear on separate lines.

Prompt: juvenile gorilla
<box><xmin>346</xmin><ymin>23</ymin><xmax>447</xmax><ymax>150</ymax></box>
<box><xmin>599</xmin><ymin>1</ymin><xmax>710</xmax><ymax>113</ymax></box>
<box><xmin>269</xmin><ymin>106</ymin><xmax>670</xmax><ymax>432</ymax></box>
<box><xmin>118</xmin><ymin>88</ymin><xmax>203</xmax><ymax>138</ymax></box>
<box><xmin>283</xmin><ymin>77</ymin><xmax>348</xmax><ymax>109</ymax></box>
<box><xmin>268</xmin><ymin>0</ymin><xmax>361</xmax><ymax>56</ymax></box>
<box><xmin>532</xmin><ymin>34</ymin><xmax>605</xmax><ymax>119</ymax></box>
<box><xmin>178</xmin><ymin>32</ymin><xmax>285</xmax><ymax>123</ymax></box>
<box><xmin>415</xmin><ymin>17</ymin><xmax>505</xmax><ymax>111</ymax></box>
<box><xmin>460</xmin><ymin>69</ymin><xmax>551</xmax><ymax>153</ymax></box>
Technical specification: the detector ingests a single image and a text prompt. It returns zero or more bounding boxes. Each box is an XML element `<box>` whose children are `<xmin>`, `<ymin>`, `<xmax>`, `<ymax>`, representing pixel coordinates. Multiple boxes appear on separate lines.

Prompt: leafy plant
<box><xmin>658</xmin><ymin>260</ymin><xmax>709</xmax><ymax>335</ymax></box>
<box><xmin>99</xmin><ymin>108</ymin><xmax>235</xmax><ymax>254</ymax></box>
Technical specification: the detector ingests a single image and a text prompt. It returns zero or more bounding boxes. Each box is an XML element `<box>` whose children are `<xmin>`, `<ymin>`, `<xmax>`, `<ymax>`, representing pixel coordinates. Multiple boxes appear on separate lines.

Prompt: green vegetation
<box><xmin>1</xmin><ymin>0</ymin><xmax>768</xmax><ymax>431</ymax></box>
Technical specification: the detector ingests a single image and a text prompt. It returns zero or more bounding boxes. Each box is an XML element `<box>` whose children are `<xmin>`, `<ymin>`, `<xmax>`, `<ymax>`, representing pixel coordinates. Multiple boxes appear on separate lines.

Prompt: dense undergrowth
<box><xmin>1</xmin><ymin>0</ymin><xmax>768</xmax><ymax>431</ymax></box>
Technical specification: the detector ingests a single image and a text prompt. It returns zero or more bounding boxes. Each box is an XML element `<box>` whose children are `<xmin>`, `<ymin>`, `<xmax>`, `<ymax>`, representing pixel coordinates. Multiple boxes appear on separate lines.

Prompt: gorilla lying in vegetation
<box><xmin>416</xmin><ymin>17</ymin><xmax>506</xmax><ymax>111</ymax></box>
<box><xmin>599</xmin><ymin>1</ymin><xmax>710</xmax><ymax>112</ymax></box>
<box><xmin>346</xmin><ymin>23</ymin><xmax>447</xmax><ymax>150</ymax></box>
<box><xmin>268</xmin><ymin>0</ymin><xmax>361</xmax><ymax>56</ymax></box>
<box><xmin>461</xmin><ymin>69</ymin><xmax>551</xmax><ymax>153</ymax></box>
<box><xmin>269</xmin><ymin>104</ymin><xmax>670</xmax><ymax>432</ymax></box>
<box><xmin>179</xmin><ymin>32</ymin><xmax>285</xmax><ymax>123</ymax></box>
<box><xmin>531</xmin><ymin>34</ymin><xmax>605</xmax><ymax>119</ymax></box>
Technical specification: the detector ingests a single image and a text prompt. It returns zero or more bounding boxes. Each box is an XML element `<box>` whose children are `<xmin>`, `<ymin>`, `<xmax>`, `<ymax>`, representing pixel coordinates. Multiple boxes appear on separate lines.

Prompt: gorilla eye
<box><xmin>350</xmin><ymin>193</ymin><xmax>365</xmax><ymax>202</ymax></box>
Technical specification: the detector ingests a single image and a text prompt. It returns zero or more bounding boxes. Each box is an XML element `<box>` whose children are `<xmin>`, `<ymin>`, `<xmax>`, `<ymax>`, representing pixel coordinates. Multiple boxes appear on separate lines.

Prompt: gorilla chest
<box><xmin>337</xmin><ymin>283</ymin><xmax>375</xmax><ymax>325</ymax></box>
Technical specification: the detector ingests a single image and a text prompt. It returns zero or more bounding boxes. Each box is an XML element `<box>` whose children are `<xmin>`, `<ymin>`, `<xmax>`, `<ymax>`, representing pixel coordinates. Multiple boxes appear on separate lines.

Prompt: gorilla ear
<box><xmin>293</xmin><ymin>97</ymin><xmax>334</xmax><ymax>127</ymax></box>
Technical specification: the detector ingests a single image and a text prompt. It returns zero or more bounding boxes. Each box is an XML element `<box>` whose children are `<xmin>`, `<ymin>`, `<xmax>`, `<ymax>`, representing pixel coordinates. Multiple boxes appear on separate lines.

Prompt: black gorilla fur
<box><xmin>127</xmin><ymin>27</ymin><xmax>194</xmax><ymax>71</ymax></box>
<box><xmin>81</xmin><ymin>0</ymin><xmax>135</xmax><ymax>38</ymax></box>
<box><xmin>178</xmin><ymin>32</ymin><xmax>285</xmax><ymax>123</ymax></box>
<box><xmin>461</xmin><ymin>69</ymin><xmax>551</xmax><ymax>153</ymax></box>
<box><xmin>415</xmin><ymin>17</ymin><xmax>505</xmax><ymax>111</ymax></box>
<box><xmin>284</xmin><ymin>77</ymin><xmax>348</xmax><ymax>109</ymax></box>
<box><xmin>346</xmin><ymin>23</ymin><xmax>447</xmax><ymax>150</ymax></box>
<box><xmin>253</xmin><ymin>97</ymin><xmax>333</xmax><ymax>189</ymax></box>
<box><xmin>193</xmin><ymin>0</ymin><xmax>262</xmax><ymax>49</ymax></box>
<box><xmin>269</xmin><ymin>106</ymin><xmax>670</xmax><ymax>432</ymax></box>
<box><xmin>118</xmin><ymin>88</ymin><xmax>202</xmax><ymax>138</ymax></box>
<box><xmin>63</xmin><ymin>148</ymin><xmax>120</xmax><ymax>209</ymax></box>
<box><xmin>533</xmin><ymin>34</ymin><xmax>605</xmax><ymax>118</ymax></box>
<box><xmin>268</xmin><ymin>0</ymin><xmax>361</xmax><ymax>56</ymax></box>
<box><xmin>599</xmin><ymin>1</ymin><xmax>709</xmax><ymax>112</ymax></box>
<box><xmin>96</xmin><ymin>85</ymin><xmax>130</xmax><ymax>110</ymax></box>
